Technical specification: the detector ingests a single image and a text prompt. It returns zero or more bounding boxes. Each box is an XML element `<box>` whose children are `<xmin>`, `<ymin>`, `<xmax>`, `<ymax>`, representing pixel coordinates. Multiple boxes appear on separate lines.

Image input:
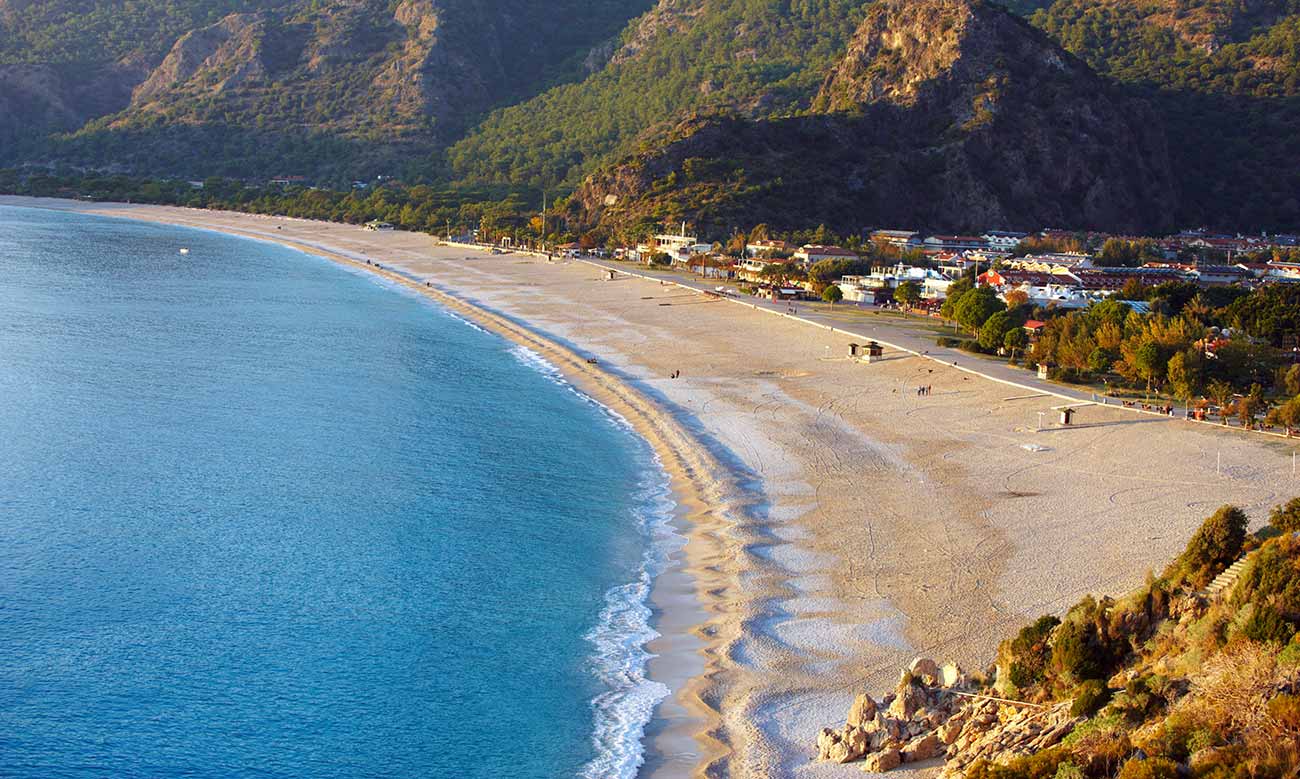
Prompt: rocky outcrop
<box><xmin>132</xmin><ymin>14</ymin><xmax>268</xmax><ymax>106</ymax></box>
<box><xmin>608</xmin><ymin>0</ymin><xmax>702</xmax><ymax>66</ymax></box>
<box><xmin>815</xmin><ymin>656</ymin><xmax>1080</xmax><ymax>776</ymax></box>
<box><xmin>574</xmin><ymin>0</ymin><xmax>1175</xmax><ymax>236</ymax></box>
<box><xmin>814</xmin><ymin>0</ymin><xmax>1087</xmax><ymax>113</ymax></box>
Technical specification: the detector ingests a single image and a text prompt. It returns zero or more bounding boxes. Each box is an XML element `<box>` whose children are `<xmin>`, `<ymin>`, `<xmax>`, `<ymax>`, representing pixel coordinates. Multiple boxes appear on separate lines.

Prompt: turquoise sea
<box><xmin>0</xmin><ymin>206</ymin><xmax>676</xmax><ymax>778</ymax></box>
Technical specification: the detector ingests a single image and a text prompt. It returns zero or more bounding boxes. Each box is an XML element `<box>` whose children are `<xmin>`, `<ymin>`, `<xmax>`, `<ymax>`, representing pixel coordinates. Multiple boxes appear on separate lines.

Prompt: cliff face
<box><xmin>131</xmin><ymin>13</ymin><xmax>270</xmax><ymax>107</ymax></box>
<box><xmin>574</xmin><ymin>0</ymin><xmax>1176</xmax><ymax>235</ymax></box>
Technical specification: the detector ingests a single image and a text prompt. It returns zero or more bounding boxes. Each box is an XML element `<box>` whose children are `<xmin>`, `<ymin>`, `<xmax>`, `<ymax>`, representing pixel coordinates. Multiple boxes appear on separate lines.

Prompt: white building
<box><xmin>651</xmin><ymin>233</ymin><xmax>711</xmax><ymax>264</ymax></box>
<box><xmin>1003</xmin><ymin>253</ymin><xmax>1093</xmax><ymax>274</ymax></box>
<box><xmin>793</xmin><ymin>244</ymin><xmax>858</xmax><ymax>267</ymax></box>
<box><xmin>745</xmin><ymin>239</ymin><xmax>790</xmax><ymax>258</ymax></box>
<box><xmin>982</xmin><ymin>231</ymin><xmax>1029</xmax><ymax>250</ymax></box>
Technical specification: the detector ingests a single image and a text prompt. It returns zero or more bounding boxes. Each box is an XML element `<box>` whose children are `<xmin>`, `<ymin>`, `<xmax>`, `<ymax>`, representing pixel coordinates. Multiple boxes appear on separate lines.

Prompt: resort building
<box><xmin>745</xmin><ymin>239</ymin><xmax>791</xmax><ymax>258</ymax></box>
<box><xmin>793</xmin><ymin>244</ymin><xmax>858</xmax><ymax>266</ymax></box>
<box><xmin>869</xmin><ymin>230</ymin><xmax>921</xmax><ymax>250</ymax></box>
<box><xmin>923</xmin><ymin>235</ymin><xmax>988</xmax><ymax>253</ymax></box>
<box><xmin>982</xmin><ymin>231</ymin><xmax>1029</xmax><ymax>250</ymax></box>
<box><xmin>652</xmin><ymin>233</ymin><xmax>711</xmax><ymax>265</ymax></box>
<box><xmin>1002</xmin><ymin>253</ymin><xmax>1093</xmax><ymax>274</ymax></box>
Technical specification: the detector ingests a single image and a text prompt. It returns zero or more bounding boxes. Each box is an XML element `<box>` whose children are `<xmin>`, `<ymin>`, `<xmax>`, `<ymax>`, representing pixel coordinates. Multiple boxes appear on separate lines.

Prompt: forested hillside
<box><xmin>1027</xmin><ymin>0</ymin><xmax>1300</xmax><ymax>227</ymax></box>
<box><xmin>2</xmin><ymin>0</ymin><xmax>1299</xmax><ymax>231</ymax></box>
<box><xmin>0</xmin><ymin>0</ymin><xmax>654</xmax><ymax>180</ymax></box>
<box><xmin>572</xmin><ymin>0</ymin><xmax>1175</xmax><ymax>236</ymax></box>
<box><xmin>446</xmin><ymin>0</ymin><xmax>871</xmax><ymax>188</ymax></box>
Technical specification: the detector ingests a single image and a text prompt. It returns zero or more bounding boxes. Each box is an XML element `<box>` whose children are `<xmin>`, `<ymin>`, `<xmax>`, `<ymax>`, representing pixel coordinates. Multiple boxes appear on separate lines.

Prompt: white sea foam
<box><xmin>507</xmin><ymin>343</ymin><xmax>684</xmax><ymax>779</ymax></box>
<box><xmin>579</xmin><ymin>476</ymin><xmax>679</xmax><ymax>779</ymax></box>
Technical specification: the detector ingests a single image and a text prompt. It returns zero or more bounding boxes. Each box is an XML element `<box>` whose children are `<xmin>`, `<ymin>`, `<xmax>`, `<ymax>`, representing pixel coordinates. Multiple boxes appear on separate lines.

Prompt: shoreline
<box><xmin>0</xmin><ymin>197</ymin><xmax>740</xmax><ymax>777</ymax></box>
<box><xmin>8</xmin><ymin>196</ymin><xmax>1300</xmax><ymax>779</ymax></box>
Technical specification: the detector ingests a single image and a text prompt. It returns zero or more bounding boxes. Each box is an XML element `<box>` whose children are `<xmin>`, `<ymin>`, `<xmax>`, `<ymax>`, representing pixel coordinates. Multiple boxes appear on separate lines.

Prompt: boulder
<box><xmin>938</xmin><ymin>718</ymin><xmax>963</xmax><ymax>744</ymax></box>
<box><xmin>939</xmin><ymin>662</ymin><xmax>965</xmax><ymax>688</ymax></box>
<box><xmin>868</xmin><ymin>727</ymin><xmax>891</xmax><ymax>751</ymax></box>
<box><xmin>838</xmin><ymin>728</ymin><xmax>869</xmax><ymax>762</ymax></box>
<box><xmin>908</xmin><ymin>657</ymin><xmax>940</xmax><ymax>685</ymax></box>
<box><xmin>847</xmin><ymin>693</ymin><xmax>879</xmax><ymax>728</ymax></box>
<box><xmin>922</xmin><ymin>708</ymin><xmax>946</xmax><ymax>729</ymax></box>
<box><xmin>888</xmin><ymin>681</ymin><xmax>928</xmax><ymax>720</ymax></box>
<box><xmin>862</xmin><ymin>747</ymin><xmax>902</xmax><ymax>773</ymax></box>
<box><xmin>816</xmin><ymin>728</ymin><xmax>842</xmax><ymax>762</ymax></box>
<box><xmin>902</xmin><ymin>732</ymin><xmax>941</xmax><ymax>762</ymax></box>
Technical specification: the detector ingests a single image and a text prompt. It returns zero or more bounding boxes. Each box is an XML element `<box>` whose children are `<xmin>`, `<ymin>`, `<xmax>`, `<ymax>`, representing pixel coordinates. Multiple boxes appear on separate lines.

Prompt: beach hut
<box><xmin>1059</xmin><ymin>407</ymin><xmax>1076</xmax><ymax>426</ymax></box>
<box><xmin>848</xmin><ymin>341</ymin><xmax>885</xmax><ymax>362</ymax></box>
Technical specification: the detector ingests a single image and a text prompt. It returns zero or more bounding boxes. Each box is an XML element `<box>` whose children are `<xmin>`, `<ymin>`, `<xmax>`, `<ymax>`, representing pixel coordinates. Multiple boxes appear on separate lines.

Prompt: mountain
<box><xmin>1027</xmin><ymin>0</ymin><xmax>1300</xmax><ymax>227</ymax></box>
<box><xmin>445</xmin><ymin>0</ymin><xmax>872</xmax><ymax>188</ymax></box>
<box><xmin>1</xmin><ymin>0</ymin><xmax>1298</xmax><ymax>231</ymax></box>
<box><xmin>571</xmin><ymin>0</ymin><xmax>1175</xmax><ymax>236</ymax></box>
<box><xmin>0</xmin><ymin>0</ymin><xmax>653</xmax><ymax>179</ymax></box>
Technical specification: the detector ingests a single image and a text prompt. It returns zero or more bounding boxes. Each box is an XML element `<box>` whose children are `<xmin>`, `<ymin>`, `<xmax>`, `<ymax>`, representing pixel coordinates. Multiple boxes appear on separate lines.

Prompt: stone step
<box><xmin>1199</xmin><ymin>551</ymin><xmax>1257</xmax><ymax>599</ymax></box>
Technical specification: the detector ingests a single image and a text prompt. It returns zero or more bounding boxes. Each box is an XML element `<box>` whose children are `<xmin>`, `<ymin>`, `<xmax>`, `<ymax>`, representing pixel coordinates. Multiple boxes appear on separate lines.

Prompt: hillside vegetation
<box><xmin>818</xmin><ymin>501</ymin><xmax>1300</xmax><ymax>777</ymax></box>
<box><xmin>446</xmin><ymin>0</ymin><xmax>871</xmax><ymax>188</ymax></box>
<box><xmin>1027</xmin><ymin>0</ymin><xmax>1300</xmax><ymax>227</ymax></box>
<box><xmin>0</xmin><ymin>0</ymin><xmax>653</xmax><ymax>180</ymax></box>
<box><xmin>571</xmin><ymin>0</ymin><xmax>1175</xmax><ymax>236</ymax></box>
<box><xmin>2</xmin><ymin>0</ymin><xmax>1299</xmax><ymax>231</ymax></box>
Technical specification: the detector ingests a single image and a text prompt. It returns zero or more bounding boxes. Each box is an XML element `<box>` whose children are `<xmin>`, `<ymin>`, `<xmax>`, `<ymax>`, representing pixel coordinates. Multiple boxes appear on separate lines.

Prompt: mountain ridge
<box><xmin>572</xmin><ymin>0</ymin><xmax>1176</xmax><ymax>236</ymax></box>
<box><xmin>1</xmin><ymin>0</ymin><xmax>1297</xmax><ymax>230</ymax></box>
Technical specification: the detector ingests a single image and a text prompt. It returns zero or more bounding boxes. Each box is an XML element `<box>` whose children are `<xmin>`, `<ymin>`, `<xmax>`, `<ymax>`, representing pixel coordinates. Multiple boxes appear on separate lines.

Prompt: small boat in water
<box><xmin>179</xmin><ymin>248</ymin><xmax>190</xmax><ymax>255</ymax></box>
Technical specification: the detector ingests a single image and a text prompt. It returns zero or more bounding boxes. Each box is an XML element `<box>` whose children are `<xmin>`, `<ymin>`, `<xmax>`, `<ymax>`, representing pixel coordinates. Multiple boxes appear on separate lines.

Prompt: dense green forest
<box><xmin>0</xmin><ymin>169</ymin><xmax>546</xmax><ymax>240</ymax></box>
<box><xmin>446</xmin><ymin>0</ymin><xmax>873</xmax><ymax>188</ymax></box>
<box><xmin>0</xmin><ymin>0</ymin><xmax>261</xmax><ymax>64</ymax></box>
<box><xmin>1028</xmin><ymin>0</ymin><xmax>1300</xmax><ymax>227</ymax></box>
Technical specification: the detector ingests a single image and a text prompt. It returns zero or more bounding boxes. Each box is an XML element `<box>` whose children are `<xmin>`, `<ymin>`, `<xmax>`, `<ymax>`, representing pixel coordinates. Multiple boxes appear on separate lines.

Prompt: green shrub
<box><xmin>1053</xmin><ymin>764</ymin><xmax>1084</xmax><ymax>779</ymax></box>
<box><xmin>1233</xmin><ymin>536</ymin><xmax>1300</xmax><ymax>620</ymax></box>
<box><xmin>1111</xmin><ymin>675</ymin><xmax>1165</xmax><ymax>723</ymax></box>
<box><xmin>967</xmin><ymin>747</ymin><xmax>1068</xmax><ymax>779</ymax></box>
<box><xmin>1270</xmin><ymin>498</ymin><xmax>1300</xmax><ymax>534</ymax></box>
<box><xmin>936</xmin><ymin>336</ymin><xmax>962</xmax><ymax>348</ymax></box>
<box><xmin>1240</xmin><ymin>603</ymin><xmax>1295</xmax><ymax>643</ymax></box>
<box><xmin>1071</xmin><ymin>679</ymin><xmax>1111</xmax><ymax>717</ymax></box>
<box><xmin>1279</xmin><ymin>636</ymin><xmax>1300</xmax><ymax>667</ymax></box>
<box><xmin>1052</xmin><ymin>618</ymin><xmax>1103</xmax><ymax>684</ymax></box>
<box><xmin>1267</xmin><ymin>693</ymin><xmax>1300</xmax><ymax>731</ymax></box>
<box><xmin>1150</xmin><ymin>713</ymin><xmax>1218</xmax><ymax>762</ymax></box>
<box><xmin>959</xmin><ymin>339</ymin><xmax>987</xmax><ymax>354</ymax></box>
<box><xmin>1003</xmin><ymin>615</ymin><xmax>1061</xmax><ymax>690</ymax></box>
<box><xmin>1171</xmin><ymin>505</ymin><xmax>1249</xmax><ymax>588</ymax></box>
<box><xmin>1118</xmin><ymin>756</ymin><xmax>1178</xmax><ymax>779</ymax></box>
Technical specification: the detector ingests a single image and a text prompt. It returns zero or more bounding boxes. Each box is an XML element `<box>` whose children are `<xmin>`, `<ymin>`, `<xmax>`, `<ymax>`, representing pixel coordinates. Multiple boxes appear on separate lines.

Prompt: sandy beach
<box><xmin>7</xmin><ymin>196</ymin><xmax>1299</xmax><ymax>779</ymax></box>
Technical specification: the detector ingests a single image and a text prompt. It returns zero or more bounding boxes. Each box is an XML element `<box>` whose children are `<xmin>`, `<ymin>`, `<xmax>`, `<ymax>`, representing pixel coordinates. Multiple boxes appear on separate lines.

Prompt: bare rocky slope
<box><xmin>572</xmin><ymin>0</ymin><xmax>1175</xmax><ymax>236</ymax></box>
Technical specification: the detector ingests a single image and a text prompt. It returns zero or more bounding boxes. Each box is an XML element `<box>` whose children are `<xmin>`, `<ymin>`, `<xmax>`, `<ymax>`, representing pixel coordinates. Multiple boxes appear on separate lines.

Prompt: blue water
<box><xmin>0</xmin><ymin>206</ymin><xmax>674</xmax><ymax>778</ymax></box>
